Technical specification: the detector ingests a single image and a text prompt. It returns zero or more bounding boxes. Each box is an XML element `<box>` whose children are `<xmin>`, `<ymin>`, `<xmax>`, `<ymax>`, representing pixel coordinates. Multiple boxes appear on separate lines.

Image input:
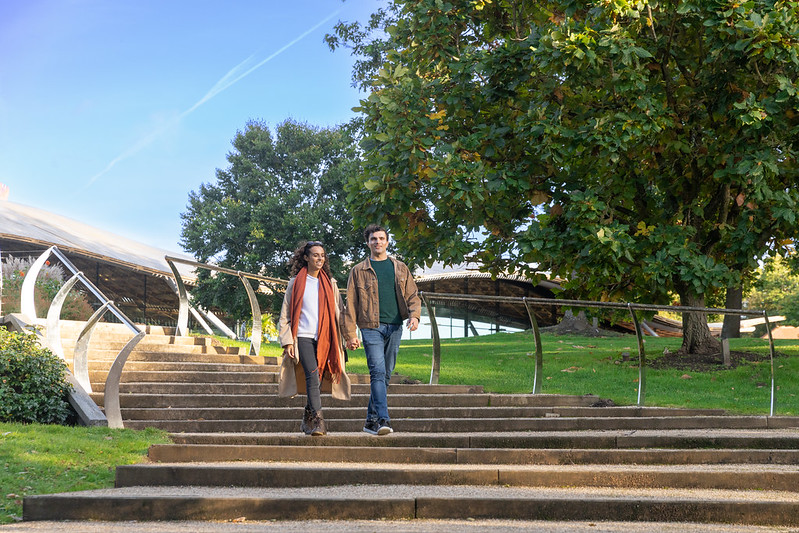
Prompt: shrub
<box><xmin>0</xmin><ymin>327</ymin><xmax>73</xmax><ymax>424</ymax></box>
<box><xmin>1</xmin><ymin>256</ymin><xmax>94</xmax><ymax>320</ymax></box>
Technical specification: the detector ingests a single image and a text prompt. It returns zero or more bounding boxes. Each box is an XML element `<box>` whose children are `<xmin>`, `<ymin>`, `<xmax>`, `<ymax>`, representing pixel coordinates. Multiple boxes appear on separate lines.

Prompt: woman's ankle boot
<box><xmin>300</xmin><ymin>405</ymin><xmax>314</xmax><ymax>435</ymax></box>
<box><xmin>310</xmin><ymin>412</ymin><xmax>327</xmax><ymax>436</ymax></box>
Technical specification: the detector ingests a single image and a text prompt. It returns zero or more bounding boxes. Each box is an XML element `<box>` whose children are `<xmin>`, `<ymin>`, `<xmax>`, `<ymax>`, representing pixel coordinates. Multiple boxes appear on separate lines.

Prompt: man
<box><xmin>343</xmin><ymin>224</ymin><xmax>421</xmax><ymax>435</ymax></box>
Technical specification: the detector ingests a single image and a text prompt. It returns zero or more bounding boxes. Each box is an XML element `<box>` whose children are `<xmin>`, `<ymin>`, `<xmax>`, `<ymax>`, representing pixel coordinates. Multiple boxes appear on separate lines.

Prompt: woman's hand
<box><xmin>282</xmin><ymin>344</ymin><xmax>297</xmax><ymax>362</ymax></box>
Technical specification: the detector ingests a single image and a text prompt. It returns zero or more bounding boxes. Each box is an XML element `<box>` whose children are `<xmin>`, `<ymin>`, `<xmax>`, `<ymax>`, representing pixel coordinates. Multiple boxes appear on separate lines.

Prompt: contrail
<box><xmin>82</xmin><ymin>8</ymin><xmax>341</xmax><ymax>189</ymax></box>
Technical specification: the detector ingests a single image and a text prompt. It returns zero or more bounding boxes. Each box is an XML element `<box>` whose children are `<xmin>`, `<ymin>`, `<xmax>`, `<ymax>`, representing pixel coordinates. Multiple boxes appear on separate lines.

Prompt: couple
<box><xmin>277</xmin><ymin>225</ymin><xmax>421</xmax><ymax>436</ymax></box>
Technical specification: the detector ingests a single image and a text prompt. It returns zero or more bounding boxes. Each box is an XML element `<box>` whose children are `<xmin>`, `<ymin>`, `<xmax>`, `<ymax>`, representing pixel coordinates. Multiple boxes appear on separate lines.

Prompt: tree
<box><xmin>329</xmin><ymin>0</ymin><xmax>799</xmax><ymax>358</ymax></box>
<box><xmin>181</xmin><ymin>119</ymin><xmax>364</xmax><ymax>319</ymax></box>
<box><xmin>746</xmin><ymin>254</ymin><xmax>799</xmax><ymax>325</ymax></box>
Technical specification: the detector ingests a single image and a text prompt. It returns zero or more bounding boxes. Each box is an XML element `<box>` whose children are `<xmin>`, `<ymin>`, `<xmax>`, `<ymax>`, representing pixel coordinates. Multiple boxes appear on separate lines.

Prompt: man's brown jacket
<box><xmin>342</xmin><ymin>255</ymin><xmax>421</xmax><ymax>341</ymax></box>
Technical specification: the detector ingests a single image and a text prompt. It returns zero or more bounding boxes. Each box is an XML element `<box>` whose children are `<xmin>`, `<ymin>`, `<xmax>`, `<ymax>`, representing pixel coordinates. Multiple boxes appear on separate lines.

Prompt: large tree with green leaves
<box><xmin>329</xmin><ymin>0</ymin><xmax>799</xmax><ymax>356</ymax></box>
<box><xmin>181</xmin><ymin>119</ymin><xmax>363</xmax><ymax>319</ymax></box>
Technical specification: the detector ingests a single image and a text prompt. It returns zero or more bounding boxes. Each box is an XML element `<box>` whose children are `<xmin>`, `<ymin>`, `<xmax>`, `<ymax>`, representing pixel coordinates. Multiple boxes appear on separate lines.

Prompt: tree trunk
<box><xmin>721</xmin><ymin>286</ymin><xmax>742</xmax><ymax>339</ymax></box>
<box><xmin>676</xmin><ymin>287</ymin><xmax>721</xmax><ymax>357</ymax></box>
<box><xmin>549</xmin><ymin>309</ymin><xmax>600</xmax><ymax>336</ymax></box>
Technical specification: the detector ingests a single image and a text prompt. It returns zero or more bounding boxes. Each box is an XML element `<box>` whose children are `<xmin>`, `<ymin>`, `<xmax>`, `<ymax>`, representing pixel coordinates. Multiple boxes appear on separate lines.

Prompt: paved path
<box><xmin>4</xmin><ymin>520</ymin><xmax>798</xmax><ymax>532</ymax></box>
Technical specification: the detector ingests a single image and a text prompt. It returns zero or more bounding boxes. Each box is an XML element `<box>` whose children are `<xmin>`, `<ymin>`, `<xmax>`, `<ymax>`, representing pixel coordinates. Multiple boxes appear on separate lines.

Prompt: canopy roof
<box><xmin>415</xmin><ymin>269</ymin><xmax>561</xmax><ymax>328</ymax></box>
<box><xmin>0</xmin><ymin>200</ymin><xmax>196</xmax><ymax>324</ymax></box>
<box><xmin>0</xmin><ymin>200</ymin><xmax>196</xmax><ymax>279</ymax></box>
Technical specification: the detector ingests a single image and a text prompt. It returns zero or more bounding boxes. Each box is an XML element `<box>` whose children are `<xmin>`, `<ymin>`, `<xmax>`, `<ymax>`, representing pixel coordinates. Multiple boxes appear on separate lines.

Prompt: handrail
<box><xmin>419</xmin><ymin>291</ymin><xmax>777</xmax><ymax>415</ymax></box>
<box><xmin>164</xmin><ymin>255</ymin><xmax>288</xmax><ymax>355</ymax></box>
<box><xmin>20</xmin><ymin>246</ymin><xmax>145</xmax><ymax>428</ymax></box>
<box><xmin>164</xmin><ymin>255</ymin><xmax>288</xmax><ymax>285</ymax></box>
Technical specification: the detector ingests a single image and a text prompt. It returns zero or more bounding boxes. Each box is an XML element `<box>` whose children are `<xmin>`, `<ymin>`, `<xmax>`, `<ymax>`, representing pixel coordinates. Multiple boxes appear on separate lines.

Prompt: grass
<box><xmin>191</xmin><ymin>332</ymin><xmax>284</xmax><ymax>358</ymax></box>
<box><xmin>344</xmin><ymin>331</ymin><xmax>799</xmax><ymax>416</ymax></box>
<box><xmin>0</xmin><ymin>424</ymin><xmax>171</xmax><ymax>524</ymax></box>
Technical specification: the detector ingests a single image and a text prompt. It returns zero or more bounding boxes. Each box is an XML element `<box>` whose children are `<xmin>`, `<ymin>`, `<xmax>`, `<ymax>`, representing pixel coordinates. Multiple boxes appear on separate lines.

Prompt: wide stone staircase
<box><xmin>23</xmin><ymin>323</ymin><xmax>799</xmax><ymax>526</ymax></box>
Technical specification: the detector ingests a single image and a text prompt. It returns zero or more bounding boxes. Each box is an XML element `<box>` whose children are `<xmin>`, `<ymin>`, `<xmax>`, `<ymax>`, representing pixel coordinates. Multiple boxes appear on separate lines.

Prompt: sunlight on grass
<box><xmin>377</xmin><ymin>331</ymin><xmax>799</xmax><ymax>415</ymax></box>
<box><xmin>0</xmin><ymin>424</ymin><xmax>171</xmax><ymax>524</ymax></box>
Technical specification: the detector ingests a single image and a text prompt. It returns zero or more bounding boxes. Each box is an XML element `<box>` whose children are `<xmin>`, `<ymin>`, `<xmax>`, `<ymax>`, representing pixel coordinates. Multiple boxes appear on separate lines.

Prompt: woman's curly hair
<box><xmin>288</xmin><ymin>240</ymin><xmax>332</xmax><ymax>278</ymax></box>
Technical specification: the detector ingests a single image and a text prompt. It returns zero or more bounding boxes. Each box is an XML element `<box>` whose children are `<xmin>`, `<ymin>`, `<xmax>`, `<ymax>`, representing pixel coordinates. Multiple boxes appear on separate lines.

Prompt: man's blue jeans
<box><xmin>361</xmin><ymin>323</ymin><xmax>403</xmax><ymax>422</ymax></box>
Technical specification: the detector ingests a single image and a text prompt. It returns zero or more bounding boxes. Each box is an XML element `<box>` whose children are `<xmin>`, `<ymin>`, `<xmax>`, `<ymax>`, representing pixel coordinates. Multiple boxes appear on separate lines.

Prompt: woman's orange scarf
<box><xmin>289</xmin><ymin>267</ymin><xmax>342</xmax><ymax>382</ymax></box>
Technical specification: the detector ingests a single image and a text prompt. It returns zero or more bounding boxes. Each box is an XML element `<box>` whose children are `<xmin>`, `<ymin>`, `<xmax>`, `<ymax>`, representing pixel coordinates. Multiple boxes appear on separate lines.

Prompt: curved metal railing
<box><xmin>419</xmin><ymin>292</ymin><xmax>778</xmax><ymax>415</ymax></box>
<box><xmin>19</xmin><ymin>246</ymin><xmax>145</xmax><ymax>428</ymax></box>
<box><xmin>164</xmin><ymin>256</ymin><xmax>288</xmax><ymax>356</ymax></box>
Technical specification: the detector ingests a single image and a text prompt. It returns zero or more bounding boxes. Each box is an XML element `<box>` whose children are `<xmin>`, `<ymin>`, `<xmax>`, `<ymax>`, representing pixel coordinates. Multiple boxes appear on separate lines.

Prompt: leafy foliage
<box><xmin>0</xmin><ymin>328</ymin><xmax>73</xmax><ymax>424</ymax></box>
<box><xmin>180</xmin><ymin>119</ymin><xmax>365</xmax><ymax>319</ymax></box>
<box><xmin>746</xmin><ymin>254</ymin><xmax>799</xmax><ymax>325</ymax></box>
<box><xmin>330</xmin><ymin>0</ymin><xmax>799</xmax><ymax>355</ymax></box>
<box><xmin>1</xmin><ymin>256</ymin><xmax>94</xmax><ymax>320</ymax></box>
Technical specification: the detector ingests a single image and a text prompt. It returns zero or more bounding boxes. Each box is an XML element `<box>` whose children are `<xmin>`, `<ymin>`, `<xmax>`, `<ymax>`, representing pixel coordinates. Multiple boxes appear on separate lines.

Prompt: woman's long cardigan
<box><xmin>277</xmin><ymin>276</ymin><xmax>351</xmax><ymax>400</ymax></box>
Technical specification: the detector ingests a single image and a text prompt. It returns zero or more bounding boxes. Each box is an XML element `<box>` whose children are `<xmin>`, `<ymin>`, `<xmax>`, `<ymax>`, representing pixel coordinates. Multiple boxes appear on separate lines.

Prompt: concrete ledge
<box><xmin>66</xmin><ymin>374</ymin><xmax>107</xmax><ymax>427</ymax></box>
<box><xmin>115</xmin><ymin>464</ymin><xmax>499</xmax><ymax>488</ymax></box>
<box><xmin>24</xmin><ymin>496</ymin><xmax>416</xmax><ymax>521</ymax></box>
<box><xmin>457</xmin><ymin>448</ymin><xmax>799</xmax><ymax>465</ymax></box>
<box><xmin>414</xmin><ymin>497</ymin><xmax>799</xmax><ymax>526</ymax></box>
<box><xmin>114</xmin><ymin>463</ymin><xmax>799</xmax><ymax>492</ymax></box>
<box><xmin>121</xmin><ymin>415</ymin><xmax>777</xmax><ymax>433</ymax></box>
<box><xmin>148</xmin><ymin>444</ymin><xmax>799</xmax><ymax>465</ymax></box>
<box><xmin>23</xmin><ymin>491</ymin><xmax>799</xmax><ymax>526</ymax></box>
<box><xmin>497</xmin><ymin>469</ymin><xmax>799</xmax><ymax>492</ymax></box>
<box><xmin>161</xmin><ymin>431</ymin><xmax>799</xmax><ymax>450</ymax></box>
<box><xmin>148</xmin><ymin>444</ymin><xmax>460</xmax><ymax>464</ymax></box>
<box><xmin>101</xmin><ymin>392</ymin><xmax>494</xmax><ymax>409</ymax></box>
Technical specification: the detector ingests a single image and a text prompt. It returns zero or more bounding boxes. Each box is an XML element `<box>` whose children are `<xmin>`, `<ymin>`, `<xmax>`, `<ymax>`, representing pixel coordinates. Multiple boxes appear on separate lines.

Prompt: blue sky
<box><xmin>0</xmin><ymin>0</ymin><xmax>382</xmax><ymax>252</ymax></box>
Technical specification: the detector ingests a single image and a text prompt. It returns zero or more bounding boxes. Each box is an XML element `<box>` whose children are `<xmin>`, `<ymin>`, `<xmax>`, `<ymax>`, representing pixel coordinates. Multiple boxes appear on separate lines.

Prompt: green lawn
<box><xmin>344</xmin><ymin>331</ymin><xmax>799</xmax><ymax>415</ymax></box>
<box><xmin>0</xmin><ymin>424</ymin><xmax>171</xmax><ymax>524</ymax></box>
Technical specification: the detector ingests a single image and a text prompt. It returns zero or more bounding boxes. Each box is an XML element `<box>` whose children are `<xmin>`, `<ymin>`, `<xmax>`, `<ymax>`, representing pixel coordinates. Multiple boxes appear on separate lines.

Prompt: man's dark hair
<box><xmin>363</xmin><ymin>224</ymin><xmax>389</xmax><ymax>242</ymax></box>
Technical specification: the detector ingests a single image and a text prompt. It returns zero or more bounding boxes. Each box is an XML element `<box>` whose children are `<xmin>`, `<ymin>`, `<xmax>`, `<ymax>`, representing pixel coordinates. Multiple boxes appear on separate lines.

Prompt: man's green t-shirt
<box><xmin>371</xmin><ymin>258</ymin><xmax>402</xmax><ymax>325</ymax></box>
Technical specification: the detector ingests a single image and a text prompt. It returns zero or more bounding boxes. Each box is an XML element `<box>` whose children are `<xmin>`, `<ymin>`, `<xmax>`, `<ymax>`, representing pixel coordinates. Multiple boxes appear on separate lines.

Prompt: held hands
<box><xmin>346</xmin><ymin>338</ymin><xmax>361</xmax><ymax>350</ymax></box>
<box><xmin>407</xmin><ymin>316</ymin><xmax>420</xmax><ymax>332</ymax></box>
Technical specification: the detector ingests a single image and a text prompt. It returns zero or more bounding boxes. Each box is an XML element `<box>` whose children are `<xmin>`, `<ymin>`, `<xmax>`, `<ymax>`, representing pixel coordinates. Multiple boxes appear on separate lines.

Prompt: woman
<box><xmin>278</xmin><ymin>240</ymin><xmax>350</xmax><ymax>435</ymax></box>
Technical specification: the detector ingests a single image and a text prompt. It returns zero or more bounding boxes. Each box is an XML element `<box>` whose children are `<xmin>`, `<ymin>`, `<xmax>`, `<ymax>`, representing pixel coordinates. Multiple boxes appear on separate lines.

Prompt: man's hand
<box><xmin>346</xmin><ymin>338</ymin><xmax>361</xmax><ymax>350</ymax></box>
<box><xmin>282</xmin><ymin>344</ymin><xmax>298</xmax><ymax>362</ymax></box>
<box><xmin>407</xmin><ymin>316</ymin><xmax>420</xmax><ymax>332</ymax></box>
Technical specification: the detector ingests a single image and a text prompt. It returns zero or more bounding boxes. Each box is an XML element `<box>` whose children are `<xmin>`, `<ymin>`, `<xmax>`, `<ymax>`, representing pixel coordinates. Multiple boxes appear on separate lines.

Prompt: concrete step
<box><xmin>164</xmin><ymin>429</ymin><xmax>799</xmax><ymax>449</ymax></box>
<box><xmin>54</xmin><ymin>320</ymin><xmax>173</xmax><ymax>336</ymax></box>
<box><xmin>147</xmin><ymin>443</ymin><xmax>799</xmax><ymax>465</ymax></box>
<box><xmin>23</xmin><ymin>485</ymin><xmax>799</xmax><ymax>525</ymax></box>
<box><xmin>120</xmin><ymin>415</ymin><xmax>793</xmax><ymax>433</ymax></box>
<box><xmin>73</xmin><ymin>351</ymin><xmax>274</xmax><ymax>364</ymax></box>
<box><xmin>89</xmin><ymin>370</ymin><xmax>279</xmax><ymax>384</ymax></box>
<box><xmin>117</xmin><ymin>406</ymin><xmax>730</xmax><ymax>422</ymax></box>
<box><xmin>96</xmin><ymin>393</ymin><xmax>733</xmax><ymax>410</ymax></box>
<box><xmin>61</xmin><ymin>334</ymin><xmax>216</xmax><ymax>347</ymax></box>
<box><xmin>94</xmin><ymin>383</ymin><xmax>485</xmax><ymax>395</ymax></box>
<box><xmin>64</xmin><ymin>343</ymin><xmax>247</xmax><ymax>356</ymax></box>
<box><xmin>86</xmin><ymin>361</ymin><xmax>279</xmax><ymax>373</ymax></box>
<box><xmin>114</xmin><ymin>462</ymin><xmax>799</xmax><ymax>492</ymax></box>
<box><xmin>94</xmin><ymin>392</ymin><xmax>501</xmax><ymax>409</ymax></box>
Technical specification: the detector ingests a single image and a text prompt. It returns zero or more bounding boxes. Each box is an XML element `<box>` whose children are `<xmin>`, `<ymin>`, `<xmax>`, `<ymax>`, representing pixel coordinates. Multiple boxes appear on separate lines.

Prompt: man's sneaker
<box><xmin>377</xmin><ymin>418</ymin><xmax>393</xmax><ymax>435</ymax></box>
<box><xmin>362</xmin><ymin>419</ymin><xmax>379</xmax><ymax>435</ymax></box>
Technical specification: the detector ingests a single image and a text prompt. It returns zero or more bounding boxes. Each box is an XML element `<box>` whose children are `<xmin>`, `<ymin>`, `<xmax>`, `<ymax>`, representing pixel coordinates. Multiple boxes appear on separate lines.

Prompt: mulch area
<box><xmin>649</xmin><ymin>349</ymin><xmax>782</xmax><ymax>372</ymax></box>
